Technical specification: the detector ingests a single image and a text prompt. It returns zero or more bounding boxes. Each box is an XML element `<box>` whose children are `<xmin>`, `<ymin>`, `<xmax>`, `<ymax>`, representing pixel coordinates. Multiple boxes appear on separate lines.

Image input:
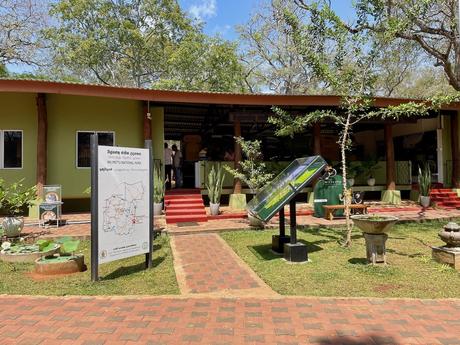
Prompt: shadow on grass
<box><xmin>348</xmin><ymin>257</ymin><xmax>368</xmax><ymax>265</ymax></box>
<box><xmin>101</xmin><ymin>254</ymin><xmax>166</xmax><ymax>281</ymax></box>
<box><xmin>317</xmin><ymin>335</ymin><xmax>399</xmax><ymax>345</ymax></box>
<box><xmin>249</xmin><ymin>240</ymin><xmax>323</xmax><ymax>261</ymax></box>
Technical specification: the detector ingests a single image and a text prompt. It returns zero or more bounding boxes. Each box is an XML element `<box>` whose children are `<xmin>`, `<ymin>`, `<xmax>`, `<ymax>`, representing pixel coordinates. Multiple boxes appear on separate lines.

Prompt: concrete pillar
<box><xmin>143</xmin><ymin>101</ymin><xmax>152</xmax><ymax>141</ymax></box>
<box><xmin>313</xmin><ymin>123</ymin><xmax>321</xmax><ymax>155</ymax></box>
<box><xmin>36</xmin><ymin>93</ymin><xmax>47</xmax><ymax>197</ymax></box>
<box><xmin>382</xmin><ymin>123</ymin><xmax>401</xmax><ymax>204</ymax></box>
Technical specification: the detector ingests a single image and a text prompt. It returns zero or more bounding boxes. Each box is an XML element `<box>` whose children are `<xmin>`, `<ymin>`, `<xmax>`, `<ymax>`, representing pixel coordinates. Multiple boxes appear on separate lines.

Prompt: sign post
<box><xmin>91</xmin><ymin>134</ymin><xmax>153</xmax><ymax>282</ymax></box>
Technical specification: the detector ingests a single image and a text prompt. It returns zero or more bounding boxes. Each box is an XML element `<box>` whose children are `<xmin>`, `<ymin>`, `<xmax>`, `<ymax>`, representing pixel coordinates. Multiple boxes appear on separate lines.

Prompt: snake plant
<box><xmin>206</xmin><ymin>164</ymin><xmax>225</xmax><ymax>204</ymax></box>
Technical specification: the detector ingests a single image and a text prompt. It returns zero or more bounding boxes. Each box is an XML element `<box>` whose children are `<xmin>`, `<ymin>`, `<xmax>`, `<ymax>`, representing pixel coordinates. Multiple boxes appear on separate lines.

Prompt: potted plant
<box><xmin>224</xmin><ymin>137</ymin><xmax>273</xmax><ymax>227</ymax></box>
<box><xmin>153</xmin><ymin>166</ymin><xmax>165</xmax><ymax>216</ymax></box>
<box><xmin>0</xmin><ymin>179</ymin><xmax>37</xmax><ymax>237</ymax></box>
<box><xmin>345</xmin><ymin>162</ymin><xmax>363</xmax><ymax>187</ymax></box>
<box><xmin>418</xmin><ymin>163</ymin><xmax>431</xmax><ymax>208</ymax></box>
<box><xmin>0</xmin><ymin>238</ymin><xmax>60</xmax><ymax>263</ymax></box>
<box><xmin>35</xmin><ymin>236</ymin><xmax>86</xmax><ymax>275</ymax></box>
<box><xmin>205</xmin><ymin>163</ymin><xmax>225</xmax><ymax>216</ymax></box>
<box><xmin>361</xmin><ymin>157</ymin><xmax>379</xmax><ymax>186</ymax></box>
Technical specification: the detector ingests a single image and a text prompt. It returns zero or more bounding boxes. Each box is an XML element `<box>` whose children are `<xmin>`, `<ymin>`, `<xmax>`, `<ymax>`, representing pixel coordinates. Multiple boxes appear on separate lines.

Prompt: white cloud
<box><xmin>189</xmin><ymin>0</ymin><xmax>217</xmax><ymax>22</ymax></box>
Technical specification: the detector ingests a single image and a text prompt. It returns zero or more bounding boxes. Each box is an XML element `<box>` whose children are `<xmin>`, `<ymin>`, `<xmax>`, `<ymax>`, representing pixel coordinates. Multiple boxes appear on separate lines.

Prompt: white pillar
<box><xmin>437</xmin><ymin>128</ymin><xmax>444</xmax><ymax>184</ymax></box>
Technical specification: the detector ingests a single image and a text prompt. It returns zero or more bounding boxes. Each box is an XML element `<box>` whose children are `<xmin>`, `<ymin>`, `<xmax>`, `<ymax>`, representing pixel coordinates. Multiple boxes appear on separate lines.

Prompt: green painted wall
<box><xmin>442</xmin><ymin>115</ymin><xmax>452</xmax><ymax>187</ymax></box>
<box><xmin>0</xmin><ymin>93</ymin><xmax>37</xmax><ymax>187</ymax></box>
<box><xmin>46</xmin><ymin>95</ymin><xmax>163</xmax><ymax>198</ymax></box>
<box><xmin>151</xmin><ymin>106</ymin><xmax>164</xmax><ymax>168</ymax></box>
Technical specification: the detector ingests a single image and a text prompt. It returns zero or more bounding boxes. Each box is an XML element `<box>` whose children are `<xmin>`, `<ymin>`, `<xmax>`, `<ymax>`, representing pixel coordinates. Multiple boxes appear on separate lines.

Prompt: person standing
<box><xmin>164</xmin><ymin>143</ymin><xmax>173</xmax><ymax>190</ymax></box>
<box><xmin>172</xmin><ymin>144</ymin><xmax>183</xmax><ymax>188</ymax></box>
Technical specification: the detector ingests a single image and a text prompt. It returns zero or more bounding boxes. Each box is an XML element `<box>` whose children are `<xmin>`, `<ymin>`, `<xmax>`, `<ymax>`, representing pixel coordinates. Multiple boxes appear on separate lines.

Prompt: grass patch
<box><xmin>221</xmin><ymin>221</ymin><xmax>460</xmax><ymax>298</ymax></box>
<box><xmin>0</xmin><ymin>235</ymin><xmax>179</xmax><ymax>296</ymax></box>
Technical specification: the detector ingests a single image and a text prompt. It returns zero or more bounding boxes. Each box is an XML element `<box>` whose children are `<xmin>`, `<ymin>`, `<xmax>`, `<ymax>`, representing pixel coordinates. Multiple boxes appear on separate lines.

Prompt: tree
<box><xmin>153</xmin><ymin>33</ymin><xmax>246</xmax><ymax>92</ymax></box>
<box><xmin>45</xmin><ymin>0</ymin><xmax>196</xmax><ymax>87</ymax></box>
<box><xmin>293</xmin><ymin>0</ymin><xmax>460</xmax><ymax>91</ymax></box>
<box><xmin>0</xmin><ymin>0</ymin><xmax>48</xmax><ymax>66</ymax></box>
<box><xmin>224</xmin><ymin>137</ymin><xmax>273</xmax><ymax>194</ymax></box>
<box><xmin>238</xmin><ymin>0</ymin><xmax>320</xmax><ymax>94</ymax></box>
<box><xmin>269</xmin><ymin>0</ymin><xmax>460</xmax><ymax>247</ymax></box>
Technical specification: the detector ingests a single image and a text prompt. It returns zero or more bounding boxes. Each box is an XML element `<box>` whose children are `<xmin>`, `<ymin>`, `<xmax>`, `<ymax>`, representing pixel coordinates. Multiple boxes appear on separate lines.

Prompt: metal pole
<box><xmin>90</xmin><ymin>133</ymin><xmax>99</xmax><ymax>282</ymax></box>
<box><xmin>145</xmin><ymin>140</ymin><xmax>153</xmax><ymax>269</ymax></box>
<box><xmin>279</xmin><ymin>207</ymin><xmax>285</xmax><ymax>238</ymax></box>
<box><xmin>289</xmin><ymin>199</ymin><xmax>297</xmax><ymax>244</ymax></box>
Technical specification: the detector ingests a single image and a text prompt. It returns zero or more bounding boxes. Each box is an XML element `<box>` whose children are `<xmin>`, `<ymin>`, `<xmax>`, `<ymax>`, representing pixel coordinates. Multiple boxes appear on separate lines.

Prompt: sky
<box><xmin>178</xmin><ymin>0</ymin><xmax>356</xmax><ymax>40</ymax></box>
<box><xmin>8</xmin><ymin>0</ymin><xmax>356</xmax><ymax>73</ymax></box>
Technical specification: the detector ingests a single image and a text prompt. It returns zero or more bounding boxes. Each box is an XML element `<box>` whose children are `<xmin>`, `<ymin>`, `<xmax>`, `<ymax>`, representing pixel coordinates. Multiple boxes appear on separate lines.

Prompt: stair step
<box><xmin>164</xmin><ymin>196</ymin><xmax>203</xmax><ymax>202</ymax></box>
<box><xmin>164</xmin><ymin>199</ymin><xmax>204</xmax><ymax>205</ymax></box>
<box><xmin>166</xmin><ymin>214</ymin><xmax>208</xmax><ymax>224</ymax></box>
<box><xmin>166</xmin><ymin>209</ymin><xmax>207</xmax><ymax>216</ymax></box>
<box><xmin>165</xmin><ymin>203</ymin><xmax>205</xmax><ymax>209</ymax></box>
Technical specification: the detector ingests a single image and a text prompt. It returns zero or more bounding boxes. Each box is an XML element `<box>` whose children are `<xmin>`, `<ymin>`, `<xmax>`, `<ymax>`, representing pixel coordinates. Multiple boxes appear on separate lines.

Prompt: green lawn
<box><xmin>221</xmin><ymin>221</ymin><xmax>460</xmax><ymax>298</ymax></box>
<box><xmin>0</xmin><ymin>235</ymin><xmax>179</xmax><ymax>296</ymax></box>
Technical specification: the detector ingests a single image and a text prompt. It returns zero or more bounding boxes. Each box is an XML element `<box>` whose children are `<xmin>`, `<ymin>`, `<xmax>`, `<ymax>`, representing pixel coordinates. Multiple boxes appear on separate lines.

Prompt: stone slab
<box><xmin>432</xmin><ymin>246</ymin><xmax>460</xmax><ymax>270</ymax></box>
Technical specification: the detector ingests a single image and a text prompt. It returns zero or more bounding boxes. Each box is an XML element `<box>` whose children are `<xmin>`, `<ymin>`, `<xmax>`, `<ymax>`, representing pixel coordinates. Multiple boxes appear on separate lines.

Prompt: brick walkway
<box><xmin>0</xmin><ymin>295</ymin><xmax>459</xmax><ymax>345</ymax></box>
<box><xmin>170</xmin><ymin>233</ymin><xmax>276</xmax><ymax>297</ymax></box>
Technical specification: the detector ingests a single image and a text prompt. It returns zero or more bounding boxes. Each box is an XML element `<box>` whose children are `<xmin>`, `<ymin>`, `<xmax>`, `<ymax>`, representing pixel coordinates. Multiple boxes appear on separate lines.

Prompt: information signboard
<box><xmin>90</xmin><ymin>135</ymin><xmax>153</xmax><ymax>281</ymax></box>
<box><xmin>97</xmin><ymin>145</ymin><xmax>150</xmax><ymax>264</ymax></box>
<box><xmin>247</xmin><ymin>156</ymin><xmax>327</xmax><ymax>222</ymax></box>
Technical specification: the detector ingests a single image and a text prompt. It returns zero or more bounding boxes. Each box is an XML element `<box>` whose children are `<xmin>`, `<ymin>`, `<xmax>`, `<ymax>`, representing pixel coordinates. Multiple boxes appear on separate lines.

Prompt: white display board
<box><xmin>97</xmin><ymin>145</ymin><xmax>150</xmax><ymax>264</ymax></box>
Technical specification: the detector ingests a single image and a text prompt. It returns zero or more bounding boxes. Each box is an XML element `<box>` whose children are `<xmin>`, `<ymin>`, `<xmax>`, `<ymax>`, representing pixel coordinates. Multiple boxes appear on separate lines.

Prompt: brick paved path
<box><xmin>170</xmin><ymin>233</ymin><xmax>276</xmax><ymax>296</ymax></box>
<box><xmin>1</xmin><ymin>295</ymin><xmax>459</xmax><ymax>345</ymax></box>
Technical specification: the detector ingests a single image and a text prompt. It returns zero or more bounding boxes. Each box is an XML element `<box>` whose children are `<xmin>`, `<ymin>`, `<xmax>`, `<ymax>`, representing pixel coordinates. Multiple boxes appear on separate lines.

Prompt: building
<box><xmin>0</xmin><ymin>79</ymin><xmax>459</xmax><ymax>211</ymax></box>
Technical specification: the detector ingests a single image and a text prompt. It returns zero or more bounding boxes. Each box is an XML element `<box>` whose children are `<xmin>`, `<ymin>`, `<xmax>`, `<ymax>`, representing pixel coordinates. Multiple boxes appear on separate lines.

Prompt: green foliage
<box><xmin>153</xmin><ymin>166</ymin><xmax>165</xmax><ymax>203</ymax></box>
<box><xmin>205</xmin><ymin>163</ymin><xmax>225</xmax><ymax>204</ymax></box>
<box><xmin>36</xmin><ymin>239</ymin><xmax>56</xmax><ymax>253</ymax></box>
<box><xmin>418</xmin><ymin>164</ymin><xmax>432</xmax><ymax>197</ymax></box>
<box><xmin>0</xmin><ymin>179</ymin><xmax>37</xmax><ymax>216</ymax></box>
<box><xmin>360</xmin><ymin>157</ymin><xmax>379</xmax><ymax>178</ymax></box>
<box><xmin>1</xmin><ymin>239</ymin><xmax>56</xmax><ymax>254</ymax></box>
<box><xmin>55</xmin><ymin>237</ymin><xmax>80</xmax><ymax>255</ymax></box>
<box><xmin>224</xmin><ymin>137</ymin><xmax>274</xmax><ymax>193</ymax></box>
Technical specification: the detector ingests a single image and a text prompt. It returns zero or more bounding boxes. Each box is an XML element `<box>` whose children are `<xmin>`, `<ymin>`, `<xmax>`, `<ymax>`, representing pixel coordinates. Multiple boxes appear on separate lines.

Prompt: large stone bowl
<box><xmin>351</xmin><ymin>215</ymin><xmax>398</xmax><ymax>234</ymax></box>
<box><xmin>0</xmin><ymin>244</ymin><xmax>60</xmax><ymax>263</ymax></box>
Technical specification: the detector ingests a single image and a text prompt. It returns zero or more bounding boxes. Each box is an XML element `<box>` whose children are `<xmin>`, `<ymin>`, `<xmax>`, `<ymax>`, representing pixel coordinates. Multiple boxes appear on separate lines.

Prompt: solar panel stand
<box><xmin>283</xmin><ymin>199</ymin><xmax>308</xmax><ymax>262</ymax></box>
<box><xmin>271</xmin><ymin>207</ymin><xmax>290</xmax><ymax>254</ymax></box>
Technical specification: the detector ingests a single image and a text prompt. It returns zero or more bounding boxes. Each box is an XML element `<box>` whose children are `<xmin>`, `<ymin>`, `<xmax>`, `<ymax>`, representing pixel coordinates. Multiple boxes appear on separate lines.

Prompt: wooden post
<box><xmin>233</xmin><ymin>118</ymin><xmax>242</xmax><ymax>194</ymax></box>
<box><xmin>451</xmin><ymin>112</ymin><xmax>460</xmax><ymax>188</ymax></box>
<box><xmin>313</xmin><ymin>123</ymin><xmax>321</xmax><ymax>155</ymax></box>
<box><xmin>385</xmin><ymin>123</ymin><xmax>396</xmax><ymax>190</ymax></box>
<box><xmin>143</xmin><ymin>101</ymin><xmax>152</xmax><ymax>141</ymax></box>
<box><xmin>36</xmin><ymin>93</ymin><xmax>47</xmax><ymax>197</ymax></box>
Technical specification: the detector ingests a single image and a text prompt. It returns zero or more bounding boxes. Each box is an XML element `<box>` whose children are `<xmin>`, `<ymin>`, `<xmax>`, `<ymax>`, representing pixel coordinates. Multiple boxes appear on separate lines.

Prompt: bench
<box><xmin>323</xmin><ymin>204</ymin><xmax>368</xmax><ymax>221</ymax></box>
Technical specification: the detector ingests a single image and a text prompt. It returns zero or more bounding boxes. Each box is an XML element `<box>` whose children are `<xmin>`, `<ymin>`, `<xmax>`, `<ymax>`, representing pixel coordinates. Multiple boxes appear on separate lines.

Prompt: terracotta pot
<box><xmin>34</xmin><ymin>254</ymin><xmax>86</xmax><ymax>275</ymax></box>
<box><xmin>351</xmin><ymin>215</ymin><xmax>398</xmax><ymax>234</ymax></box>
<box><xmin>2</xmin><ymin>217</ymin><xmax>24</xmax><ymax>237</ymax></box>
<box><xmin>209</xmin><ymin>203</ymin><xmax>220</xmax><ymax>216</ymax></box>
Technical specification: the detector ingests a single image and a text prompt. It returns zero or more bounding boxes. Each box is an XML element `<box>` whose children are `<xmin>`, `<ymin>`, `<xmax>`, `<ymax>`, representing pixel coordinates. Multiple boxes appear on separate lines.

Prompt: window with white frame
<box><xmin>76</xmin><ymin>131</ymin><xmax>115</xmax><ymax>168</ymax></box>
<box><xmin>0</xmin><ymin>130</ymin><xmax>23</xmax><ymax>169</ymax></box>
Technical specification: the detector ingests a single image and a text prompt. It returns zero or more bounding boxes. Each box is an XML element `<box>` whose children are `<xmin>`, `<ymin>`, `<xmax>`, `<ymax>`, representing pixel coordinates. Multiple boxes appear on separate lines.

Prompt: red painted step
<box><xmin>165</xmin><ymin>189</ymin><xmax>208</xmax><ymax>224</ymax></box>
<box><xmin>429</xmin><ymin>188</ymin><xmax>460</xmax><ymax>209</ymax></box>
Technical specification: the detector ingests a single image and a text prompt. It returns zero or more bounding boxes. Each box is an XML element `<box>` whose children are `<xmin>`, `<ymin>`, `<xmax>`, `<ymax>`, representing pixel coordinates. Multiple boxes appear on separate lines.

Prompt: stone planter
<box><xmin>35</xmin><ymin>254</ymin><xmax>86</xmax><ymax>275</ymax></box>
<box><xmin>420</xmin><ymin>196</ymin><xmax>430</xmax><ymax>208</ymax></box>
<box><xmin>351</xmin><ymin>215</ymin><xmax>398</xmax><ymax>265</ymax></box>
<box><xmin>209</xmin><ymin>203</ymin><xmax>220</xmax><ymax>216</ymax></box>
<box><xmin>153</xmin><ymin>202</ymin><xmax>163</xmax><ymax>216</ymax></box>
<box><xmin>2</xmin><ymin>217</ymin><xmax>24</xmax><ymax>237</ymax></box>
<box><xmin>367</xmin><ymin>177</ymin><xmax>376</xmax><ymax>186</ymax></box>
<box><xmin>248</xmin><ymin>213</ymin><xmax>264</xmax><ymax>229</ymax></box>
<box><xmin>439</xmin><ymin>222</ymin><xmax>460</xmax><ymax>248</ymax></box>
<box><xmin>0</xmin><ymin>244</ymin><xmax>60</xmax><ymax>263</ymax></box>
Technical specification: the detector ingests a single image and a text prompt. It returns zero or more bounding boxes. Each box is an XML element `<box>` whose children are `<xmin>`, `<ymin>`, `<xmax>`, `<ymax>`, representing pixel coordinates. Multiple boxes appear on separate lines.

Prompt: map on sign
<box><xmin>102</xmin><ymin>181</ymin><xmax>146</xmax><ymax>236</ymax></box>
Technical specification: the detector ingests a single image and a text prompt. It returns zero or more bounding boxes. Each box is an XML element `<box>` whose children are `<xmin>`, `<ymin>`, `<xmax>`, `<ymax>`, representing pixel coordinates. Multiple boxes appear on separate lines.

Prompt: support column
<box><xmin>451</xmin><ymin>112</ymin><xmax>460</xmax><ymax>188</ymax></box>
<box><xmin>382</xmin><ymin>123</ymin><xmax>401</xmax><ymax>204</ymax></box>
<box><xmin>313</xmin><ymin>123</ymin><xmax>321</xmax><ymax>155</ymax></box>
<box><xmin>143</xmin><ymin>101</ymin><xmax>152</xmax><ymax>141</ymax></box>
<box><xmin>229</xmin><ymin>118</ymin><xmax>246</xmax><ymax>209</ymax></box>
<box><xmin>36</xmin><ymin>93</ymin><xmax>47</xmax><ymax>197</ymax></box>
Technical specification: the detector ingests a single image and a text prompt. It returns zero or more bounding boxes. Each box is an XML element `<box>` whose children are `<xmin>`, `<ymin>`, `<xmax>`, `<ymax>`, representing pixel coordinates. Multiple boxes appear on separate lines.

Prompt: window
<box><xmin>76</xmin><ymin>131</ymin><xmax>115</xmax><ymax>168</ymax></box>
<box><xmin>1</xmin><ymin>130</ymin><xmax>22</xmax><ymax>169</ymax></box>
